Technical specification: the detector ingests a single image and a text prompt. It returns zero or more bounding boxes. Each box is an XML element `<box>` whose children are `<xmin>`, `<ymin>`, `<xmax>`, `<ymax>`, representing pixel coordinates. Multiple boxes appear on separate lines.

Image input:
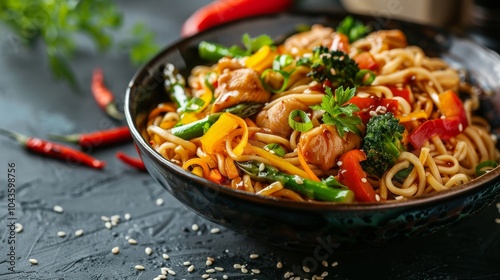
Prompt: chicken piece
<box><xmin>256</xmin><ymin>98</ymin><xmax>310</xmax><ymax>139</ymax></box>
<box><xmin>283</xmin><ymin>25</ymin><xmax>335</xmax><ymax>55</ymax></box>
<box><xmin>212</xmin><ymin>68</ymin><xmax>270</xmax><ymax>113</ymax></box>
<box><xmin>368</xmin><ymin>29</ymin><xmax>407</xmax><ymax>50</ymax></box>
<box><xmin>298</xmin><ymin>124</ymin><xmax>361</xmax><ymax>170</ymax></box>
<box><xmin>216</xmin><ymin>57</ymin><xmax>244</xmax><ymax>72</ymax></box>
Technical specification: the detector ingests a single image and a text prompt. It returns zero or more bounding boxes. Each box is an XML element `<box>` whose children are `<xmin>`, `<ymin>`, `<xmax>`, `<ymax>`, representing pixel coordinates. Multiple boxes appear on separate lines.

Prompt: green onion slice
<box><xmin>184</xmin><ymin>97</ymin><xmax>205</xmax><ymax>112</ymax></box>
<box><xmin>288</xmin><ymin>109</ymin><xmax>313</xmax><ymax>132</ymax></box>
<box><xmin>261</xmin><ymin>69</ymin><xmax>293</xmax><ymax>93</ymax></box>
<box><xmin>204</xmin><ymin>72</ymin><xmax>216</xmax><ymax>94</ymax></box>
<box><xmin>355</xmin><ymin>69</ymin><xmax>375</xmax><ymax>86</ymax></box>
<box><xmin>476</xmin><ymin>160</ymin><xmax>498</xmax><ymax>176</ymax></box>
<box><xmin>263</xmin><ymin>143</ymin><xmax>286</xmax><ymax>157</ymax></box>
<box><xmin>273</xmin><ymin>54</ymin><xmax>294</xmax><ymax>71</ymax></box>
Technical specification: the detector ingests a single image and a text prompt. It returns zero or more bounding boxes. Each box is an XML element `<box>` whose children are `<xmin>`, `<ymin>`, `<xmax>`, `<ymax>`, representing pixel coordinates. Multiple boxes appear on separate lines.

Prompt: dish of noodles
<box><xmin>142</xmin><ymin>16</ymin><xmax>500</xmax><ymax>203</ymax></box>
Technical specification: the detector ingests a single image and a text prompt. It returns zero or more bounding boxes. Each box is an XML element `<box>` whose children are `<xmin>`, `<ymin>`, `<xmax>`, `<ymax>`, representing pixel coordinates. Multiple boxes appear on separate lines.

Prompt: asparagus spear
<box><xmin>237</xmin><ymin>161</ymin><xmax>355</xmax><ymax>203</ymax></box>
<box><xmin>164</xmin><ymin>63</ymin><xmax>190</xmax><ymax>111</ymax></box>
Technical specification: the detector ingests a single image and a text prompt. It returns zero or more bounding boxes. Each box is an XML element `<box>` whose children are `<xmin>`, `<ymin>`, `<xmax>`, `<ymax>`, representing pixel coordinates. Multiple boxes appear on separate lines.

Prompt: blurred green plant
<box><xmin>0</xmin><ymin>0</ymin><xmax>160</xmax><ymax>88</ymax></box>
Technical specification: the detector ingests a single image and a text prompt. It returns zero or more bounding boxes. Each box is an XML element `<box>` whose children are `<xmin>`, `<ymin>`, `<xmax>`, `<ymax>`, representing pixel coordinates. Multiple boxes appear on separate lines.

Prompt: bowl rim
<box><xmin>125</xmin><ymin>11</ymin><xmax>500</xmax><ymax>212</ymax></box>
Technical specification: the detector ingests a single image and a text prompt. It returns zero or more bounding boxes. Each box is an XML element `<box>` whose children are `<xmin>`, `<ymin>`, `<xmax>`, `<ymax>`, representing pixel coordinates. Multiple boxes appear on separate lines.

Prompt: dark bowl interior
<box><xmin>125</xmin><ymin>12</ymin><xmax>500</xmax><ymax>250</ymax></box>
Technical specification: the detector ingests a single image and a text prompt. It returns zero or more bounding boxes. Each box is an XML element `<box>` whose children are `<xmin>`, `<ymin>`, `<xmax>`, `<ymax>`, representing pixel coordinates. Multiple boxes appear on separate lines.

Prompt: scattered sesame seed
<box><xmin>375</xmin><ymin>194</ymin><xmax>381</xmax><ymax>201</ymax></box>
<box><xmin>101</xmin><ymin>216</ymin><xmax>110</xmax><ymax>222</ymax></box>
<box><xmin>206</xmin><ymin>259</ymin><xmax>213</xmax><ymax>266</ymax></box>
<box><xmin>331</xmin><ymin>261</ymin><xmax>339</xmax><ymax>267</ymax></box>
<box><xmin>277</xmin><ymin>261</ymin><xmax>283</xmax><ymax>268</ymax></box>
<box><xmin>182</xmin><ymin>261</ymin><xmax>190</xmax><ymax>266</ymax></box>
<box><xmin>124</xmin><ymin>213</ymin><xmax>131</xmax><ymax>220</ymax></box>
<box><xmin>321</xmin><ymin>271</ymin><xmax>329</xmax><ymax>277</ymax></box>
<box><xmin>74</xmin><ymin>229</ymin><xmax>84</xmax><ymax>237</ymax></box>
<box><xmin>161</xmin><ymin>267</ymin><xmax>168</xmax><ymax>275</ymax></box>
<box><xmin>303</xmin><ymin>266</ymin><xmax>310</xmax><ymax>273</ymax></box>
<box><xmin>188</xmin><ymin>265</ymin><xmax>195</xmax><ymax>272</ymax></box>
<box><xmin>112</xmin><ymin>247</ymin><xmax>120</xmax><ymax>254</ymax></box>
<box><xmin>57</xmin><ymin>231</ymin><xmax>66</xmax><ymax>237</ymax></box>
<box><xmin>284</xmin><ymin>271</ymin><xmax>292</xmax><ymax>278</ymax></box>
<box><xmin>153</xmin><ymin>277</ymin><xmax>161</xmax><ymax>280</ymax></box>
<box><xmin>156</xmin><ymin>198</ymin><xmax>164</xmax><ymax>206</ymax></box>
<box><xmin>15</xmin><ymin>223</ymin><xmax>23</xmax><ymax>233</ymax></box>
<box><xmin>53</xmin><ymin>205</ymin><xmax>64</xmax><ymax>213</ymax></box>
<box><xmin>157</xmin><ymin>275</ymin><xmax>167</xmax><ymax>280</ymax></box>
<box><xmin>259</xmin><ymin>162</ymin><xmax>265</xmax><ymax>171</ymax></box>
<box><xmin>321</xmin><ymin>260</ymin><xmax>328</xmax><ymax>267</ymax></box>
<box><xmin>191</xmin><ymin>223</ymin><xmax>199</xmax><ymax>231</ymax></box>
<box><xmin>249</xmin><ymin>253</ymin><xmax>259</xmax><ymax>259</ymax></box>
<box><xmin>495</xmin><ymin>218</ymin><xmax>500</xmax><ymax>224</ymax></box>
<box><xmin>167</xmin><ymin>269</ymin><xmax>176</xmax><ymax>275</ymax></box>
<box><xmin>111</xmin><ymin>220</ymin><xmax>118</xmax><ymax>226</ymax></box>
<box><xmin>241</xmin><ymin>267</ymin><xmax>248</xmax><ymax>273</ymax></box>
<box><xmin>206</xmin><ymin>268</ymin><xmax>216</xmax><ymax>273</ymax></box>
<box><xmin>496</xmin><ymin>202</ymin><xmax>500</xmax><ymax>209</ymax></box>
<box><xmin>223</xmin><ymin>275</ymin><xmax>228</xmax><ymax>279</ymax></box>
<box><xmin>104</xmin><ymin>222</ymin><xmax>112</xmax><ymax>229</ymax></box>
<box><xmin>210</xmin><ymin>228</ymin><xmax>220</xmax><ymax>234</ymax></box>
<box><xmin>251</xmin><ymin>269</ymin><xmax>260</xmax><ymax>274</ymax></box>
<box><xmin>128</xmin><ymin>238</ymin><xmax>137</xmax><ymax>245</ymax></box>
<box><xmin>293</xmin><ymin>175</ymin><xmax>304</xmax><ymax>184</ymax></box>
<box><xmin>233</xmin><ymin>264</ymin><xmax>242</xmax><ymax>269</ymax></box>
<box><xmin>134</xmin><ymin>265</ymin><xmax>145</xmax><ymax>271</ymax></box>
<box><xmin>111</xmin><ymin>215</ymin><xmax>120</xmax><ymax>221</ymax></box>
<box><xmin>29</xmin><ymin>258</ymin><xmax>38</xmax><ymax>265</ymax></box>
<box><xmin>145</xmin><ymin>247</ymin><xmax>153</xmax><ymax>255</ymax></box>
<box><xmin>162</xmin><ymin>253</ymin><xmax>169</xmax><ymax>260</ymax></box>
<box><xmin>293</xmin><ymin>277</ymin><xmax>300</xmax><ymax>280</ymax></box>
<box><xmin>361</xmin><ymin>178</ymin><xmax>367</xmax><ymax>183</ymax></box>
<box><xmin>214</xmin><ymin>266</ymin><xmax>224</xmax><ymax>272</ymax></box>
<box><xmin>202</xmin><ymin>274</ymin><xmax>210</xmax><ymax>279</ymax></box>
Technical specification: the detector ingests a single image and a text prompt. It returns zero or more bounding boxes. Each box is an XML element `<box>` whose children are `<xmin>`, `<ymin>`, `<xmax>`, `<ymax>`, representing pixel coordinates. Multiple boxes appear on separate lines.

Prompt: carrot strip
<box><xmin>252</xmin><ymin>146</ymin><xmax>310</xmax><ymax>179</ymax></box>
<box><xmin>297</xmin><ymin>148</ymin><xmax>321</xmax><ymax>182</ymax></box>
<box><xmin>182</xmin><ymin>158</ymin><xmax>210</xmax><ymax>179</ymax></box>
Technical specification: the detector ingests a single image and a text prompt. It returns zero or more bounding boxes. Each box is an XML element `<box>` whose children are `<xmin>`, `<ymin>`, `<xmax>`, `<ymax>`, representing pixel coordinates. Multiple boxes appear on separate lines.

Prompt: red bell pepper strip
<box><xmin>0</xmin><ymin>129</ymin><xmax>105</xmax><ymax>169</ymax></box>
<box><xmin>409</xmin><ymin>90</ymin><xmax>468</xmax><ymax>148</ymax></box>
<box><xmin>91</xmin><ymin>68</ymin><xmax>124</xmax><ymax>120</ymax></box>
<box><xmin>354</xmin><ymin>51</ymin><xmax>378</xmax><ymax>71</ymax></box>
<box><xmin>49</xmin><ymin>126</ymin><xmax>131</xmax><ymax>149</ymax></box>
<box><xmin>116</xmin><ymin>151</ymin><xmax>147</xmax><ymax>171</ymax></box>
<box><xmin>387</xmin><ymin>85</ymin><xmax>411</xmax><ymax>103</ymax></box>
<box><xmin>349</xmin><ymin>96</ymin><xmax>399</xmax><ymax>124</ymax></box>
<box><xmin>337</xmin><ymin>149</ymin><xmax>377</xmax><ymax>202</ymax></box>
<box><xmin>181</xmin><ymin>0</ymin><xmax>293</xmax><ymax>37</ymax></box>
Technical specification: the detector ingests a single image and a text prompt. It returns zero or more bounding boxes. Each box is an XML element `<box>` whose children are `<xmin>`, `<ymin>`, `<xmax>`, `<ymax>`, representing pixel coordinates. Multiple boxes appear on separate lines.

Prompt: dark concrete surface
<box><xmin>0</xmin><ymin>1</ymin><xmax>499</xmax><ymax>279</ymax></box>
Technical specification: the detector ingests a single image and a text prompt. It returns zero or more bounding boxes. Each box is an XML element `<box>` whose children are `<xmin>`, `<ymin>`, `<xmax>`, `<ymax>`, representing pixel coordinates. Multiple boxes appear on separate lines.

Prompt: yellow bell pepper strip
<box><xmin>409</xmin><ymin>90</ymin><xmax>468</xmax><ymax>148</ymax></box>
<box><xmin>244</xmin><ymin>45</ymin><xmax>276</xmax><ymax>73</ymax></box>
<box><xmin>252</xmin><ymin>146</ymin><xmax>310</xmax><ymax>179</ymax></box>
<box><xmin>200</xmin><ymin>112</ymin><xmax>248</xmax><ymax>156</ymax></box>
<box><xmin>398</xmin><ymin>110</ymin><xmax>428</xmax><ymax>123</ymax></box>
<box><xmin>182</xmin><ymin>158</ymin><xmax>211</xmax><ymax>179</ymax></box>
<box><xmin>338</xmin><ymin>149</ymin><xmax>378</xmax><ymax>202</ymax></box>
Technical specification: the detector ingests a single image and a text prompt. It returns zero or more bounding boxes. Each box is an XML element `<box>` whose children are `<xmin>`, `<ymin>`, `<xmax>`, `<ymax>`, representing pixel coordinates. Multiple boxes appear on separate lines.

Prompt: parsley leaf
<box><xmin>310</xmin><ymin>86</ymin><xmax>362</xmax><ymax>137</ymax></box>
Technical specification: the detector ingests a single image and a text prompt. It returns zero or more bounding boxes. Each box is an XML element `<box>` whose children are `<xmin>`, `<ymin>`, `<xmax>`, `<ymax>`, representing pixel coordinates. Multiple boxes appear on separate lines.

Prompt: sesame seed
<box><xmin>206</xmin><ymin>268</ymin><xmax>216</xmax><ymax>273</ymax></box>
<box><xmin>111</xmin><ymin>215</ymin><xmax>120</xmax><ymax>221</ymax></box>
<box><xmin>369</xmin><ymin>110</ymin><xmax>378</xmax><ymax>117</ymax></box>
<box><xmin>75</xmin><ymin>229</ymin><xmax>84</xmax><ymax>237</ymax></box>
<box><xmin>188</xmin><ymin>265</ymin><xmax>195</xmax><ymax>272</ymax></box>
<box><xmin>167</xmin><ymin>269</ymin><xmax>176</xmax><ymax>275</ymax></box>
<box><xmin>337</xmin><ymin>161</ymin><xmax>342</xmax><ymax>166</ymax></box>
<box><xmin>157</xmin><ymin>275</ymin><xmax>167</xmax><ymax>280</ymax></box>
<box><xmin>411</xmin><ymin>117</ymin><xmax>417</xmax><ymax>121</ymax></box>
<box><xmin>29</xmin><ymin>258</ymin><xmax>38</xmax><ymax>265</ymax></box>
<box><xmin>134</xmin><ymin>265</ymin><xmax>145</xmax><ymax>271</ymax></box>
<box><xmin>53</xmin><ymin>205</ymin><xmax>64</xmax><ymax>213</ymax></box>
<box><xmin>233</xmin><ymin>264</ymin><xmax>242</xmax><ymax>269</ymax></box>
<box><xmin>57</xmin><ymin>231</ymin><xmax>66</xmax><ymax>237</ymax></box>
<box><xmin>241</xmin><ymin>267</ymin><xmax>248</xmax><ymax>273</ymax></box>
<box><xmin>321</xmin><ymin>260</ymin><xmax>328</xmax><ymax>267</ymax></box>
<box><xmin>145</xmin><ymin>247</ymin><xmax>153</xmax><ymax>255</ymax></box>
<box><xmin>215</xmin><ymin>266</ymin><xmax>224</xmax><ymax>271</ymax></box>
<box><xmin>277</xmin><ymin>261</ymin><xmax>283</xmax><ymax>268</ymax></box>
<box><xmin>206</xmin><ymin>259</ymin><xmax>213</xmax><ymax>266</ymax></box>
<box><xmin>294</xmin><ymin>176</ymin><xmax>304</xmax><ymax>184</ymax></box>
<box><xmin>495</xmin><ymin>218</ymin><xmax>500</xmax><ymax>224</ymax></box>
<box><xmin>15</xmin><ymin>223</ymin><xmax>23</xmax><ymax>233</ymax></box>
<box><xmin>124</xmin><ymin>213</ymin><xmax>131</xmax><ymax>220</ymax></box>
<box><xmin>251</xmin><ymin>269</ymin><xmax>260</xmax><ymax>274</ymax></box>
<box><xmin>202</xmin><ymin>274</ymin><xmax>210</xmax><ymax>279</ymax></box>
<box><xmin>191</xmin><ymin>223</ymin><xmax>199</xmax><ymax>231</ymax></box>
<box><xmin>112</xmin><ymin>247</ymin><xmax>120</xmax><ymax>254</ymax></box>
<box><xmin>303</xmin><ymin>266</ymin><xmax>310</xmax><ymax>272</ymax></box>
<box><xmin>111</xmin><ymin>220</ymin><xmax>118</xmax><ymax>226</ymax></box>
<box><xmin>375</xmin><ymin>194</ymin><xmax>381</xmax><ymax>201</ymax></box>
<box><xmin>161</xmin><ymin>267</ymin><xmax>168</xmax><ymax>275</ymax></box>
<box><xmin>321</xmin><ymin>271</ymin><xmax>329</xmax><ymax>277</ymax></box>
<box><xmin>293</xmin><ymin>277</ymin><xmax>301</xmax><ymax>280</ymax></box>
<box><xmin>210</xmin><ymin>228</ymin><xmax>220</xmax><ymax>234</ymax></box>
<box><xmin>128</xmin><ymin>238</ymin><xmax>137</xmax><ymax>245</ymax></box>
<box><xmin>182</xmin><ymin>261</ymin><xmax>191</xmax><ymax>266</ymax></box>
<box><xmin>361</xmin><ymin>178</ymin><xmax>367</xmax><ymax>183</ymax></box>
<box><xmin>284</xmin><ymin>271</ymin><xmax>292</xmax><ymax>278</ymax></box>
<box><xmin>105</xmin><ymin>221</ymin><xmax>113</xmax><ymax>229</ymax></box>
<box><xmin>331</xmin><ymin>261</ymin><xmax>339</xmax><ymax>267</ymax></box>
<box><xmin>153</xmin><ymin>277</ymin><xmax>161</xmax><ymax>280</ymax></box>
<box><xmin>496</xmin><ymin>202</ymin><xmax>500</xmax><ymax>209</ymax></box>
<box><xmin>162</xmin><ymin>253</ymin><xmax>169</xmax><ymax>260</ymax></box>
<box><xmin>101</xmin><ymin>216</ymin><xmax>110</xmax><ymax>222</ymax></box>
<box><xmin>459</xmin><ymin>123</ymin><xmax>463</xmax><ymax>132</ymax></box>
<box><xmin>223</xmin><ymin>275</ymin><xmax>228</xmax><ymax>279</ymax></box>
<box><xmin>156</xmin><ymin>198</ymin><xmax>164</xmax><ymax>206</ymax></box>
<box><xmin>259</xmin><ymin>162</ymin><xmax>265</xmax><ymax>171</ymax></box>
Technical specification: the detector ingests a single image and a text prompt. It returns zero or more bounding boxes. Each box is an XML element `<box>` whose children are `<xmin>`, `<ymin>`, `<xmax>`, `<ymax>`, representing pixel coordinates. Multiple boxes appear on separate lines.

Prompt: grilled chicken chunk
<box><xmin>256</xmin><ymin>98</ymin><xmax>310</xmax><ymax>138</ymax></box>
<box><xmin>298</xmin><ymin>124</ymin><xmax>361</xmax><ymax>170</ymax></box>
<box><xmin>283</xmin><ymin>25</ymin><xmax>335</xmax><ymax>55</ymax></box>
<box><xmin>212</xmin><ymin>68</ymin><xmax>270</xmax><ymax>112</ymax></box>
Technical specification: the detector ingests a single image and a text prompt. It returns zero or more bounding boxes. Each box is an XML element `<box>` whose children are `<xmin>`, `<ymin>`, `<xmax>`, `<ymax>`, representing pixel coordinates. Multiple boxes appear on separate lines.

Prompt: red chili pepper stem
<box><xmin>105</xmin><ymin>102</ymin><xmax>124</xmax><ymax>121</ymax></box>
<box><xmin>0</xmin><ymin>128</ymin><xmax>105</xmax><ymax>169</ymax></box>
<box><xmin>48</xmin><ymin>133</ymin><xmax>80</xmax><ymax>144</ymax></box>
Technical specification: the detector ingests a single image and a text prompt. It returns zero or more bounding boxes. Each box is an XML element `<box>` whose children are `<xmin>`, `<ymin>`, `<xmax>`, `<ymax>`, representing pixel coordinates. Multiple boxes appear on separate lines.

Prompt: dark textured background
<box><xmin>0</xmin><ymin>1</ymin><xmax>499</xmax><ymax>279</ymax></box>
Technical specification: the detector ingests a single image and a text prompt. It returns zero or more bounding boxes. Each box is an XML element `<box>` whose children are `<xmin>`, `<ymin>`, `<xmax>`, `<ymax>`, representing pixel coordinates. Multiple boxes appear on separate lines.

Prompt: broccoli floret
<box><xmin>361</xmin><ymin>112</ymin><xmax>406</xmax><ymax>178</ymax></box>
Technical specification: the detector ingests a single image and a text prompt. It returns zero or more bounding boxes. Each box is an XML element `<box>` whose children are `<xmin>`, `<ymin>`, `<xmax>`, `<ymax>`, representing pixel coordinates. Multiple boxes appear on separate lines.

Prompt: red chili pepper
<box><xmin>116</xmin><ymin>151</ymin><xmax>146</xmax><ymax>171</ymax></box>
<box><xmin>387</xmin><ymin>85</ymin><xmax>411</xmax><ymax>103</ymax></box>
<box><xmin>0</xmin><ymin>129</ymin><xmax>105</xmax><ymax>169</ymax></box>
<box><xmin>337</xmin><ymin>149</ymin><xmax>377</xmax><ymax>202</ymax></box>
<box><xmin>49</xmin><ymin>126</ymin><xmax>131</xmax><ymax>149</ymax></box>
<box><xmin>91</xmin><ymin>68</ymin><xmax>124</xmax><ymax>120</ymax></box>
<box><xmin>349</xmin><ymin>96</ymin><xmax>399</xmax><ymax>124</ymax></box>
<box><xmin>181</xmin><ymin>0</ymin><xmax>293</xmax><ymax>37</ymax></box>
<box><xmin>409</xmin><ymin>90</ymin><xmax>468</xmax><ymax>148</ymax></box>
<box><xmin>353</xmin><ymin>51</ymin><xmax>378</xmax><ymax>71</ymax></box>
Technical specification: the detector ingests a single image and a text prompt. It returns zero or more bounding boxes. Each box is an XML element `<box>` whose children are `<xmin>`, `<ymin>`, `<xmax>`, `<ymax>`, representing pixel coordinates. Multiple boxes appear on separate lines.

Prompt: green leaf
<box><xmin>241</xmin><ymin>33</ymin><xmax>274</xmax><ymax>53</ymax></box>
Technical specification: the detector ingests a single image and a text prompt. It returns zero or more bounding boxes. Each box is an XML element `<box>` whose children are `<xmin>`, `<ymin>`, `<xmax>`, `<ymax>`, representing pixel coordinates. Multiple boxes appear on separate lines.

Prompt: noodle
<box><xmin>145</xmin><ymin>24</ymin><xmax>499</xmax><ymax>203</ymax></box>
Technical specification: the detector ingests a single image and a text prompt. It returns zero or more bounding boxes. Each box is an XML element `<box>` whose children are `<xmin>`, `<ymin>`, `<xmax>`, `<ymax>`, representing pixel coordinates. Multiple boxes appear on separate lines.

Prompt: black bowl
<box><xmin>125</xmin><ymin>12</ymin><xmax>500</xmax><ymax>250</ymax></box>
